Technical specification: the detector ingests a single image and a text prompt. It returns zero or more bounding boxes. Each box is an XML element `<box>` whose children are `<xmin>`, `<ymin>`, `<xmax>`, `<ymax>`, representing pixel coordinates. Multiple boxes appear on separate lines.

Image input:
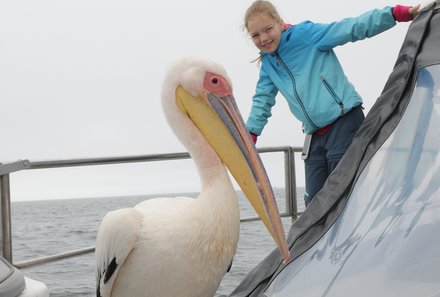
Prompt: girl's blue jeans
<box><xmin>304</xmin><ymin>105</ymin><xmax>364</xmax><ymax>207</ymax></box>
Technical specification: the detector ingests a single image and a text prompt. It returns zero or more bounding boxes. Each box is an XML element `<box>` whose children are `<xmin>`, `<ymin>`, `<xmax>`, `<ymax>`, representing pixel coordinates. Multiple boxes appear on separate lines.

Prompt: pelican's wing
<box><xmin>95</xmin><ymin>208</ymin><xmax>142</xmax><ymax>297</ymax></box>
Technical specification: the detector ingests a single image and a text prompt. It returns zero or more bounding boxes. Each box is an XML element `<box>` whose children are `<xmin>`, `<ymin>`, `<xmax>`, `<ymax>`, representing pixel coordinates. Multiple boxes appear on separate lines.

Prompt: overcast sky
<box><xmin>0</xmin><ymin>0</ymin><xmax>415</xmax><ymax>201</ymax></box>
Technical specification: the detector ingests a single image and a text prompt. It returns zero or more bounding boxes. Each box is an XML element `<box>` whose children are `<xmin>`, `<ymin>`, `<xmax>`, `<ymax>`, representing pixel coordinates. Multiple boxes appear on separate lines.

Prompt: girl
<box><xmin>244</xmin><ymin>1</ymin><xmax>420</xmax><ymax>206</ymax></box>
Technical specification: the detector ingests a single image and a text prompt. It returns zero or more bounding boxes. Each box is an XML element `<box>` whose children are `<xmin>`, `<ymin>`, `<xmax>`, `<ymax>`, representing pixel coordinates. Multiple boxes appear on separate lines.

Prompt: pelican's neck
<box><xmin>188</xmin><ymin>136</ymin><xmax>230</xmax><ymax>192</ymax></box>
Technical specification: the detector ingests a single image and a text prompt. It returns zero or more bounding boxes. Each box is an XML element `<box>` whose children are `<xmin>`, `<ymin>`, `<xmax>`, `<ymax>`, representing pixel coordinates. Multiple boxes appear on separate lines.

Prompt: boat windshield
<box><xmin>265</xmin><ymin>64</ymin><xmax>440</xmax><ymax>296</ymax></box>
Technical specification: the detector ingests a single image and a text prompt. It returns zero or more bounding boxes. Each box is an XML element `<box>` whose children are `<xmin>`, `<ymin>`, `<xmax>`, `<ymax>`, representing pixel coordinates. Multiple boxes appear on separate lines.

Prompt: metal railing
<box><xmin>0</xmin><ymin>146</ymin><xmax>302</xmax><ymax>269</ymax></box>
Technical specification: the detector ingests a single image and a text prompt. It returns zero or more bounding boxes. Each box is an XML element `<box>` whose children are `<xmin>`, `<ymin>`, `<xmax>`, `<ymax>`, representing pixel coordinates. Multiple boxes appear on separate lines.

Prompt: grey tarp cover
<box><xmin>230</xmin><ymin>2</ymin><xmax>440</xmax><ymax>296</ymax></box>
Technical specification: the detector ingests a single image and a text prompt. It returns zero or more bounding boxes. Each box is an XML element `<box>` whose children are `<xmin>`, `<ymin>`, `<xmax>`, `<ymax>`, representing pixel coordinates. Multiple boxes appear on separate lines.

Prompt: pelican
<box><xmin>95</xmin><ymin>56</ymin><xmax>290</xmax><ymax>297</ymax></box>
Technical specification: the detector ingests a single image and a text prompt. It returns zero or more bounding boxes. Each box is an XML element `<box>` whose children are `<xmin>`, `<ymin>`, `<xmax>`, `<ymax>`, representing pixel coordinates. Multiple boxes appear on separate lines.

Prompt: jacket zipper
<box><xmin>276</xmin><ymin>53</ymin><xmax>318</xmax><ymax>130</ymax></box>
<box><xmin>321</xmin><ymin>77</ymin><xmax>345</xmax><ymax>114</ymax></box>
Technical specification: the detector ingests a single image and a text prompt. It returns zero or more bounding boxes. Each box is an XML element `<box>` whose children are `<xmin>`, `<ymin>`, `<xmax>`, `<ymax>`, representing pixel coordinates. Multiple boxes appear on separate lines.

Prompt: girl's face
<box><xmin>247</xmin><ymin>13</ymin><xmax>284</xmax><ymax>54</ymax></box>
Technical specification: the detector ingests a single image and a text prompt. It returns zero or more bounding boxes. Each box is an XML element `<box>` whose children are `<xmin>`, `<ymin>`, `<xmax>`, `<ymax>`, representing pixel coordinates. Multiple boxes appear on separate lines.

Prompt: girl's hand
<box><xmin>409</xmin><ymin>4</ymin><xmax>421</xmax><ymax>18</ymax></box>
<box><xmin>393</xmin><ymin>4</ymin><xmax>421</xmax><ymax>22</ymax></box>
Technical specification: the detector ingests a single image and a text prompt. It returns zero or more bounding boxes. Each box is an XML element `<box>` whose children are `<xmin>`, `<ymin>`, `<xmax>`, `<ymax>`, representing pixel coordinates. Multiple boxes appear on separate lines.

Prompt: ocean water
<box><xmin>11</xmin><ymin>188</ymin><xmax>304</xmax><ymax>297</ymax></box>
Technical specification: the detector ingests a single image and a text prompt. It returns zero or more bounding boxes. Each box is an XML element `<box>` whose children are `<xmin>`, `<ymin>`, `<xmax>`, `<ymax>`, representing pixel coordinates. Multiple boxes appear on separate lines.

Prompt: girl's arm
<box><xmin>305</xmin><ymin>5</ymin><xmax>416</xmax><ymax>51</ymax></box>
<box><xmin>246</xmin><ymin>66</ymin><xmax>278</xmax><ymax>137</ymax></box>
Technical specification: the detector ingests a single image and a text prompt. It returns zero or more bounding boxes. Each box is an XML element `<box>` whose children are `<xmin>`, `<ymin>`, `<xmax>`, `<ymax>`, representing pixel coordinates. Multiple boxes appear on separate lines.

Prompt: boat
<box><xmin>230</xmin><ymin>1</ymin><xmax>440</xmax><ymax>296</ymax></box>
<box><xmin>0</xmin><ymin>256</ymin><xmax>48</xmax><ymax>297</ymax></box>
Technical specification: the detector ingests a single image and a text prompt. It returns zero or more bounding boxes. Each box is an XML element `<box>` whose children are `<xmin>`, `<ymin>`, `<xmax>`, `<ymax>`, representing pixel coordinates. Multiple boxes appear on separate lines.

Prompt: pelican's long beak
<box><xmin>175</xmin><ymin>72</ymin><xmax>290</xmax><ymax>263</ymax></box>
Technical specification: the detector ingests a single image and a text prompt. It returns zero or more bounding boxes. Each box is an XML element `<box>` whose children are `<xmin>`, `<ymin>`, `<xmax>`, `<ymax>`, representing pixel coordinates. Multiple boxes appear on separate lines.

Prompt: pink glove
<box><xmin>250</xmin><ymin>132</ymin><xmax>257</xmax><ymax>144</ymax></box>
<box><xmin>393</xmin><ymin>5</ymin><xmax>414</xmax><ymax>22</ymax></box>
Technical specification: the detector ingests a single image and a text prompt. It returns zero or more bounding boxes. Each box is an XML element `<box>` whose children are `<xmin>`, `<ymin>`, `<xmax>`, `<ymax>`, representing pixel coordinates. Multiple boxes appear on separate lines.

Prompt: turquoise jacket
<box><xmin>246</xmin><ymin>7</ymin><xmax>397</xmax><ymax>135</ymax></box>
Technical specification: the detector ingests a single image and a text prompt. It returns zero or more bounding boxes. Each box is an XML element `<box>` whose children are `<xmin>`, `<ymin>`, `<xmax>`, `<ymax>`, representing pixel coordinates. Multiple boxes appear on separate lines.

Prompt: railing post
<box><xmin>0</xmin><ymin>173</ymin><xmax>13</xmax><ymax>262</ymax></box>
<box><xmin>284</xmin><ymin>147</ymin><xmax>298</xmax><ymax>222</ymax></box>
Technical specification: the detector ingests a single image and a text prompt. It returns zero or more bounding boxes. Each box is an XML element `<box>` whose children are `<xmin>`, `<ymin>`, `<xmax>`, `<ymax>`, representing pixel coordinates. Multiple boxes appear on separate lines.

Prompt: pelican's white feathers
<box><xmin>95</xmin><ymin>56</ymin><xmax>288</xmax><ymax>297</ymax></box>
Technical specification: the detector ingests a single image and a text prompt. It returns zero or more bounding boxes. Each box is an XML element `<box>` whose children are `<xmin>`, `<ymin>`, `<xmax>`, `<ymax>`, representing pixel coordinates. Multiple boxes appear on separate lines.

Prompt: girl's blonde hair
<box><xmin>243</xmin><ymin>0</ymin><xmax>282</xmax><ymax>32</ymax></box>
<box><xmin>243</xmin><ymin>0</ymin><xmax>282</xmax><ymax>63</ymax></box>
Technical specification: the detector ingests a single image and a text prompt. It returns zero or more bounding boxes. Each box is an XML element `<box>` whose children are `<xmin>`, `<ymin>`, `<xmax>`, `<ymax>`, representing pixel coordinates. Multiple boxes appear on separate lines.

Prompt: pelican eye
<box><xmin>204</xmin><ymin>72</ymin><xmax>231</xmax><ymax>96</ymax></box>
